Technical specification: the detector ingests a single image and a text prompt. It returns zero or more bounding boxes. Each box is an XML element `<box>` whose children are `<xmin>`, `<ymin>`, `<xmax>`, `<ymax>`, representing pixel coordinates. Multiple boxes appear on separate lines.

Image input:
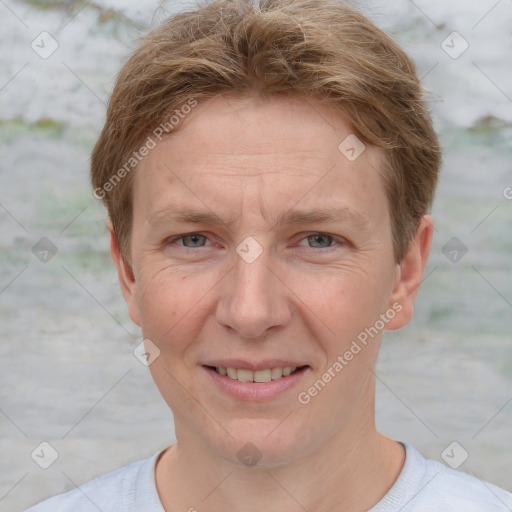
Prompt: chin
<box><xmin>208</xmin><ymin>417</ymin><xmax>315</xmax><ymax>468</ymax></box>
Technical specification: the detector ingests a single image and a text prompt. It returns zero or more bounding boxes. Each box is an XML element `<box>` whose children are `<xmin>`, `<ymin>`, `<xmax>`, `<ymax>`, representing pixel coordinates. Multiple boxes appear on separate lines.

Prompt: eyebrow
<box><xmin>147</xmin><ymin>205</ymin><xmax>369</xmax><ymax>231</ymax></box>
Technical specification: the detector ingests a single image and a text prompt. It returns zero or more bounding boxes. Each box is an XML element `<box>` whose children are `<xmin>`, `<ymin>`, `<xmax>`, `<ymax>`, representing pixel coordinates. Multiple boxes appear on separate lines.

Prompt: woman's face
<box><xmin>116</xmin><ymin>95</ymin><xmax>414</xmax><ymax>466</ymax></box>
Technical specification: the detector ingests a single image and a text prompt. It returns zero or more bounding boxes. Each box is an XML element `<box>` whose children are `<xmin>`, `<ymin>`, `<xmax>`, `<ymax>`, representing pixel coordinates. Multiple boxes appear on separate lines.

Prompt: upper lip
<box><xmin>202</xmin><ymin>360</ymin><xmax>309</xmax><ymax>371</ymax></box>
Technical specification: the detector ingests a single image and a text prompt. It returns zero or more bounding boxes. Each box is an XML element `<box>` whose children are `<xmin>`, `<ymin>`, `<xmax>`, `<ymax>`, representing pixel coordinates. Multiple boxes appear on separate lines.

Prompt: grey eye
<box><xmin>306</xmin><ymin>234</ymin><xmax>334</xmax><ymax>248</ymax></box>
<box><xmin>180</xmin><ymin>234</ymin><xmax>207</xmax><ymax>248</ymax></box>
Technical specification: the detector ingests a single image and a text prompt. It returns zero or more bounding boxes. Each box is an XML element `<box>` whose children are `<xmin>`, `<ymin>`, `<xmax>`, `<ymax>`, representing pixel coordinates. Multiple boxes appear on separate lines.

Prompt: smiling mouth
<box><xmin>205</xmin><ymin>365</ymin><xmax>308</xmax><ymax>383</ymax></box>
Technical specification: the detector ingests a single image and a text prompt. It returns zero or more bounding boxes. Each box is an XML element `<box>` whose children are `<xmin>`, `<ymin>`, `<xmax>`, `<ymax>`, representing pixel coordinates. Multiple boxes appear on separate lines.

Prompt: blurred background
<box><xmin>0</xmin><ymin>0</ymin><xmax>511</xmax><ymax>509</ymax></box>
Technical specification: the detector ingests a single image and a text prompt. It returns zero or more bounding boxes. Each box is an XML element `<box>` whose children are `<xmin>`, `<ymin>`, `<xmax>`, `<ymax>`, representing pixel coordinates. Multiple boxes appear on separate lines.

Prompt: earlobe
<box><xmin>386</xmin><ymin>216</ymin><xmax>434</xmax><ymax>331</ymax></box>
<box><xmin>108</xmin><ymin>219</ymin><xmax>141</xmax><ymax>326</ymax></box>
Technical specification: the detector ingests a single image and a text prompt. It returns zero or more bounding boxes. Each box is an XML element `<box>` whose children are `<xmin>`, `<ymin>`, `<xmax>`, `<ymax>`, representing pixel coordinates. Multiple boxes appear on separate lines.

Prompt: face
<box><xmin>113</xmin><ymin>95</ymin><xmax>428</xmax><ymax>466</ymax></box>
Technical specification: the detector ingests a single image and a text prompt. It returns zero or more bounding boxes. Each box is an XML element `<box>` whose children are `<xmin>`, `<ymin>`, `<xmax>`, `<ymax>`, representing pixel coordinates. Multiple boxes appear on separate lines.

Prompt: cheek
<box><xmin>295</xmin><ymin>263</ymin><xmax>392</xmax><ymax>337</ymax></box>
<box><xmin>136</xmin><ymin>266</ymin><xmax>198</xmax><ymax>348</ymax></box>
<box><xmin>295</xmin><ymin>268</ymin><xmax>388</xmax><ymax>420</ymax></box>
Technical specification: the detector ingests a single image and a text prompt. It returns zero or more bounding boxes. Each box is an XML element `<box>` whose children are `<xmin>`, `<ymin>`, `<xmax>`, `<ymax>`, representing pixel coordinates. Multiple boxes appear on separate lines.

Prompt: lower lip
<box><xmin>203</xmin><ymin>366</ymin><xmax>309</xmax><ymax>401</ymax></box>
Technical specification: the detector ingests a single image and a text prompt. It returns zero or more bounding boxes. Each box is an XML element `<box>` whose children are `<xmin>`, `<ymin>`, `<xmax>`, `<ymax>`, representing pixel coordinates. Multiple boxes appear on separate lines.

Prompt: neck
<box><xmin>156</xmin><ymin>418</ymin><xmax>405</xmax><ymax>511</ymax></box>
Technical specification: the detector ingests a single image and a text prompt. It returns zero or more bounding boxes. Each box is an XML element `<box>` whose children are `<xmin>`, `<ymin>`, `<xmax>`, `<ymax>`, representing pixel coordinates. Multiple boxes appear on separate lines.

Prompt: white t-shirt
<box><xmin>25</xmin><ymin>443</ymin><xmax>512</xmax><ymax>511</ymax></box>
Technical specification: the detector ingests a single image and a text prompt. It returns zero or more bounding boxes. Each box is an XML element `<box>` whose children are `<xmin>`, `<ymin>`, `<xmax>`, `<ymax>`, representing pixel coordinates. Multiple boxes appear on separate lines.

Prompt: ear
<box><xmin>386</xmin><ymin>215</ymin><xmax>433</xmax><ymax>330</ymax></box>
<box><xmin>108</xmin><ymin>218</ymin><xmax>141</xmax><ymax>327</ymax></box>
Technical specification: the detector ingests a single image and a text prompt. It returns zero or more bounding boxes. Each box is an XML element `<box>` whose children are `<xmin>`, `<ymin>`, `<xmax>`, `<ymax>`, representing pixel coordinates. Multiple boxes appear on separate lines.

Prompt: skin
<box><xmin>110</xmin><ymin>94</ymin><xmax>433</xmax><ymax>511</ymax></box>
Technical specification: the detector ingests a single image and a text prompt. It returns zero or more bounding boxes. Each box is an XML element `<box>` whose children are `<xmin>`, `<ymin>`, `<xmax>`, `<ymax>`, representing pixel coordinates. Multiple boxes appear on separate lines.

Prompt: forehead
<box><xmin>133</xmin><ymin>94</ymin><xmax>388</xmax><ymax>228</ymax></box>
<box><xmin>151</xmin><ymin>94</ymin><xmax>371</xmax><ymax>170</ymax></box>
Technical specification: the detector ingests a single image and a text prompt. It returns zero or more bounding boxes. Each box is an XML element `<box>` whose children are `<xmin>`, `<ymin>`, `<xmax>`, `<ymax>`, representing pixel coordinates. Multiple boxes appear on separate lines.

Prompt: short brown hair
<box><xmin>91</xmin><ymin>0</ymin><xmax>441</xmax><ymax>263</ymax></box>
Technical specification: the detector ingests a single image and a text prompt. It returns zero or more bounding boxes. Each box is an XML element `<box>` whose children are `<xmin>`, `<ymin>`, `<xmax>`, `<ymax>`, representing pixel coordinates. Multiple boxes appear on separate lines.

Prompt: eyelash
<box><xmin>166</xmin><ymin>232</ymin><xmax>344</xmax><ymax>251</ymax></box>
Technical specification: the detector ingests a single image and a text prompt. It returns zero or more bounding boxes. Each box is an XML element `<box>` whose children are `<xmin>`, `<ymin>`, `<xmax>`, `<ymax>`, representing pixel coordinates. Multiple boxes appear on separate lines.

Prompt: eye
<box><xmin>300</xmin><ymin>233</ymin><xmax>339</xmax><ymax>249</ymax></box>
<box><xmin>166</xmin><ymin>232</ymin><xmax>344</xmax><ymax>251</ymax></box>
<box><xmin>172</xmin><ymin>233</ymin><xmax>208</xmax><ymax>248</ymax></box>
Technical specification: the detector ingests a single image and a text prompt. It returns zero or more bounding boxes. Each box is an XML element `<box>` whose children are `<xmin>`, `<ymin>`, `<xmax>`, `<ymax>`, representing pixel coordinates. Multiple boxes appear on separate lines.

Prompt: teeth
<box><xmin>271</xmin><ymin>367</ymin><xmax>283</xmax><ymax>379</ymax></box>
<box><xmin>254</xmin><ymin>369</ymin><xmax>272</xmax><ymax>383</ymax></box>
<box><xmin>214</xmin><ymin>366</ymin><xmax>299</xmax><ymax>382</ymax></box>
<box><xmin>237</xmin><ymin>369</ymin><xmax>254</xmax><ymax>382</ymax></box>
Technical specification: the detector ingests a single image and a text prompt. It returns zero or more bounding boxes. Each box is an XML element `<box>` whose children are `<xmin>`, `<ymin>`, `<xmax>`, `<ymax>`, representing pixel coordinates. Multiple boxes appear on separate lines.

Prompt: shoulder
<box><xmin>379</xmin><ymin>443</ymin><xmax>512</xmax><ymax>511</ymax></box>
<box><xmin>25</xmin><ymin>452</ymin><xmax>163</xmax><ymax>512</ymax></box>
<box><xmin>420</xmin><ymin>456</ymin><xmax>512</xmax><ymax>510</ymax></box>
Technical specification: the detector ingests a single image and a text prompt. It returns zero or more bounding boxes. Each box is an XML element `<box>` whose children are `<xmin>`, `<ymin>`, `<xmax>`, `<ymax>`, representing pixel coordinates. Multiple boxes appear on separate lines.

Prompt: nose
<box><xmin>215</xmin><ymin>246</ymin><xmax>292</xmax><ymax>339</ymax></box>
